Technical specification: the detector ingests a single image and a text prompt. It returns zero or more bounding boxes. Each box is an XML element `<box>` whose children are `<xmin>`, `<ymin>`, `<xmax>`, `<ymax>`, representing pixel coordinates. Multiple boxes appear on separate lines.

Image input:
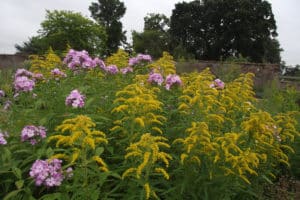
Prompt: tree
<box><xmin>144</xmin><ymin>13</ymin><xmax>170</xmax><ymax>32</ymax></box>
<box><xmin>16</xmin><ymin>10</ymin><xmax>107</xmax><ymax>56</ymax></box>
<box><xmin>132</xmin><ymin>13</ymin><xmax>170</xmax><ymax>59</ymax></box>
<box><xmin>170</xmin><ymin>0</ymin><xmax>281</xmax><ymax>63</ymax></box>
<box><xmin>89</xmin><ymin>0</ymin><xmax>126</xmax><ymax>55</ymax></box>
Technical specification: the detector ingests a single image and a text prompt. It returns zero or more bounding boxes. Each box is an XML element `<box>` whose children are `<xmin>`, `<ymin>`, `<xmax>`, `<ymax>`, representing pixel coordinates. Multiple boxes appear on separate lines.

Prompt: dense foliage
<box><xmin>16</xmin><ymin>10</ymin><xmax>107</xmax><ymax>56</ymax></box>
<box><xmin>0</xmin><ymin>50</ymin><xmax>299</xmax><ymax>199</ymax></box>
<box><xmin>169</xmin><ymin>0</ymin><xmax>281</xmax><ymax>63</ymax></box>
<box><xmin>132</xmin><ymin>13</ymin><xmax>170</xmax><ymax>59</ymax></box>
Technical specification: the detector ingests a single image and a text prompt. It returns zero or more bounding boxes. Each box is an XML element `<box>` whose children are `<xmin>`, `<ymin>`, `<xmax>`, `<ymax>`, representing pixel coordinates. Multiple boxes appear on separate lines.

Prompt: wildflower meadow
<box><xmin>0</xmin><ymin>49</ymin><xmax>299</xmax><ymax>199</ymax></box>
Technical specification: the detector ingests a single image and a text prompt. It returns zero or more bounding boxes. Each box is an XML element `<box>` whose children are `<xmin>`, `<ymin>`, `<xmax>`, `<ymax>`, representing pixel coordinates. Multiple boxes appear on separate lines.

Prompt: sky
<box><xmin>0</xmin><ymin>0</ymin><xmax>299</xmax><ymax>66</ymax></box>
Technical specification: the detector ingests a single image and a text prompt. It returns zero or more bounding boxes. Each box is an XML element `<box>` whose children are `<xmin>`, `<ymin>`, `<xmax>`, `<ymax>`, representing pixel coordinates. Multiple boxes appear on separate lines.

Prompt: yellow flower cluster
<box><xmin>122</xmin><ymin>133</ymin><xmax>172</xmax><ymax>199</ymax></box>
<box><xmin>49</xmin><ymin>115</ymin><xmax>108</xmax><ymax>171</ymax></box>
<box><xmin>105</xmin><ymin>49</ymin><xmax>129</xmax><ymax>68</ymax></box>
<box><xmin>111</xmin><ymin>83</ymin><xmax>166</xmax><ymax>140</ymax></box>
<box><xmin>147</xmin><ymin>51</ymin><xmax>176</xmax><ymax>76</ymax></box>
<box><xmin>175</xmin><ymin>69</ymin><xmax>298</xmax><ymax>184</ymax></box>
<box><xmin>29</xmin><ymin>47</ymin><xmax>62</xmax><ymax>77</ymax></box>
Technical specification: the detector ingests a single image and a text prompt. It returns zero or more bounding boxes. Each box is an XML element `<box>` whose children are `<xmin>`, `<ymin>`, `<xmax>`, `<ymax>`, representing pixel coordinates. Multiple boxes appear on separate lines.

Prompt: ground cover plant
<box><xmin>0</xmin><ymin>49</ymin><xmax>299</xmax><ymax>199</ymax></box>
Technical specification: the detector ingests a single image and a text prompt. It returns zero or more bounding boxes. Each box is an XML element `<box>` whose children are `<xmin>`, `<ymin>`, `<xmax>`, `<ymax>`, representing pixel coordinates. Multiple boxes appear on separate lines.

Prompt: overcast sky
<box><xmin>0</xmin><ymin>0</ymin><xmax>299</xmax><ymax>65</ymax></box>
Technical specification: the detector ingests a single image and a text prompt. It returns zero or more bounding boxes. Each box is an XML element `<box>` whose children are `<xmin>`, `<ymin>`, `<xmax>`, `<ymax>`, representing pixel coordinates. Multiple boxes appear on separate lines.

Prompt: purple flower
<box><xmin>51</xmin><ymin>68</ymin><xmax>67</xmax><ymax>79</ymax></box>
<box><xmin>210</xmin><ymin>79</ymin><xmax>225</xmax><ymax>89</ymax></box>
<box><xmin>14</xmin><ymin>68</ymin><xmax>33</xmax><ymax>78</ymax></box>
<box><xmin>64</xmin><ymin>49</ymin><xmax>102</xmax><ymax>71</ymax></box>
<box><xmin>165</xmin><ymin>74</ymin><xmax>182</xmax><ymax>90</ymax></box>
<box><xmin>148</xmin><ymin>73</ymin><xmax>164</xmax><ymax>86</ymax></box>
<box><xmin>128</xmin><ymin>57</ymin><xmax>139</xmax><ymax>66</ymax></box>
<box><xmin>3</xmin><ymin>100</ymin><xmax>12</xmax><ymax>110</ymax></box>
<box><xmin>137</xmin><ymin>54</ymin><xmax>152</xmax><ymax>62</ymax></box>
<box><xmin>65</xmin><ymin>89</ymin><xmax>85</xmax><ymax>108</ymax></box>
<box><xmin>14</xmin><ymin>76</ymin><xmax>35</xmax><ymax>92</ymax></box>
<box><xmin>120</xmin><ymin>67</ymin><xmax>133</xmax><ymax>74</ymax></box>
<box><xmin>94</xmin><ymin>57</ymin><xmax>106</xmax><ymax>70</ymax></box>
<box><xmin>128</xmin><ymin>54</ymin><xmax>152</xmax><ymax>66</ymax></box>
<box><xmin>65</xmin><ymin>167</ymin><xmax>73</xmax><ymax>178</ymax></box>
<box><xmin>0</xmin><ymin>132</ymin><xmax>8</xmax><ymax>145</ymax></box>
<box><xmin>106</xmin><ymin>65</ymin><xmax>119</xmax><ymax>74</ymax></box>
<box><xmin>21</xmin><ymin>125</ymin><xmax>47</xmax><ymax>145</ymax></box>
<box><xmin>0</xmin><ymin>90</ymin><xmax>5</xmax><ymax>98</ymax></box>
<box><xmin>30</xmin><ymin>159</ymin><xmax>65</xmax><ymax>187</ymax></box>
<box><xmin>33</xmin><ymin>73</ymin><xmax>44</xmax><ymax>81</ymax></box>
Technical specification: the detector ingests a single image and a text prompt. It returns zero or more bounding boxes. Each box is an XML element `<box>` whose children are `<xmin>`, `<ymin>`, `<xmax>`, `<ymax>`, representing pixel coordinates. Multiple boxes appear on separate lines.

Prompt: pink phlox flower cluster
<box><xmin>128</xmin><ymin>53</ymin><xmax>152</xmax><ymax>66</ymax></box>
<box><xmin>0</xmin><ymin>90</ymin><xmax>5</xmax><ymax>98</ymax></box>
<box><xmin>63</xmin><ymin>49</ymin><xmax>105</xmax><ymax>71</ymax></box>
<box><xmin>65</xmin><ymin>89</ymin><xmax>85</xmax><ymax>108</ymax></box>
<box><xmin>14</xmin><ymin>76</ymin><xmax>35</xmax><ymax>92</ymax></box>
<box><xmin>148</xmin><ymin>72</ymin><xmax>164</xmax><ymax>86</ymax></box>
<box><xmin>120</xmin><ymin>66</ymin><xmax>133</xmax><ymax>74</ymax></box>
<box><xmin>165</xmin><ymin>74</ymin><xmax>182</xmax><ymax>90</ymax></box>
<box><xmin>29</xmin><ymin>159</ymin><xmax>72</xmax><ymax>187</ymax></box>
<box><xmin>210</xmin><ymin>79</ymin><xmax>225</xmax><ymax>89</ymax></box>
<box><xmin>94</xmin><ymin>57</ymin><xmax>106</xmax><ymax>70</ymax></box>
<box><xmin>105</xmin><ymin>65</ymin><xmax>119</xmax><ymax>74</ymax></box>
<box><xmin>0</xmin><ymin>131</ymin><xmax>8</xmax><ymax>145</ymax></box>
<box><xmin>32</xmin><ymin>73</ymin><xmax>44</xmax><ymax>81</ymax></box>
<box><xmin>14</xmin><ymin>68</ymin><xmax>33</xmax><ymax>79</ymax></box>
<box><xmin>51</xmin><ymin>68</ymin><xmax>67</xmax><ymax>79</ymax></box>
<box><xmin>14</xmin><ymin>68</ymin><xmax>36</xmax><ymax>92</ymax></box>
<box><xmin>21</xmin><ymin>125</ymin><xmax>47</xmax><ymax>145</ymax></box>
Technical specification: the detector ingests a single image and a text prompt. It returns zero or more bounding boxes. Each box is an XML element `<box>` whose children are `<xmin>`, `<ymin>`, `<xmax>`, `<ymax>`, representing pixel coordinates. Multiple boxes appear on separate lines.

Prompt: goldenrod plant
<box><xmin>49</xmin><ymin>115</ymin><xmax>108</xmax><ymax>171</ymax></box>
<box><xmin>29</xmin><ymin>47</ymin><xmax>62</xmax><ymax>77</ymax></box>
<box><xmin>147</xmin><ymin>51</ymin><xmax>176</xmax><ymax>76</ymax></box>
<box><xmin>122</xmin><ymin>133</ymin><xmax>172</xmax><ymax>199</ymax></box>
<box><xmin>105</xmin><ymin>49</ymin><xmax>129</xmax><ymax>68</ymax></box>
<box><xmin>111</xmin><ymin>83</ymin><xmax>166</xmax><ymax>141</ymax></box>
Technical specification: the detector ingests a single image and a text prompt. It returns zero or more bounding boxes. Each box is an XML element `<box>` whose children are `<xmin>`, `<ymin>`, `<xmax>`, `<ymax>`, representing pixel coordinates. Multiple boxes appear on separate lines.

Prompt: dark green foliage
<box><xmin>132</xmin><ymin>30</ymin><xmax>170</xmax><ymax>59</ymax></box>
<box><xmin>132</xmin><ymin>13</ymin><xmax>170</xmax><ymax>59</ymax></box>
<box><xmin>170</xmin><ymin>0</ymin><xmax>281</xmax><ymax>63</ymax></box>
<box><xmin>89</xmin><ymin>0</ymin><xmax>126</xmax><ymax>55</ymax></box>
<box><xmin>16</xmin><ymin>10</ymin><xmax>107</xmax><ymax>56</ymax></box>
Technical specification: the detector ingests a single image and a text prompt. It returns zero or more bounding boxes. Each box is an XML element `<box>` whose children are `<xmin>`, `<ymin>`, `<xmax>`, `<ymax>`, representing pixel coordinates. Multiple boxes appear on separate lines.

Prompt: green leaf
<box><xmin>40</xmin><ymin>193</ymin><xmax>62</xmax><ymax>200</ymax></box>
<box><xmin>262</xmin><ymin>175</ymin><xmax>273</xmax><ymax>184</ymax></box>
<box><xmin>46</xmin><ymin>147</ymin><xmax>54</xmax><ymax>157</ymax></box>
<box><xmin>15</xmin><ymin>180</ymin><xmax>24</xmax><ymax>189</ymax></box>
<box><xmin>12</xmin><ymin>167</ymin><xmax>22</xmax><ymax>179</ymax></box>
<box><xmin>95</xmin><ymin>147</ymin><xmax>104</xmax><ymax>156</ymax></box>
<box><xmin>3</xmin><ymin>189</ymin><xmax>23</xmax><ymax>200</ymax></box>
<box><xmin>107</xmin><ymin>146</ymin><xmax>114</xmax><ymax>154</ymax></box>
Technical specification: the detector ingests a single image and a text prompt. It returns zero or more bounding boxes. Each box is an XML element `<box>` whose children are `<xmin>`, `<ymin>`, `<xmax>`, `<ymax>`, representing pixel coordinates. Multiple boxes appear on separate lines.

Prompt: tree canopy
<box><xmin>16</xmin><ymin>10</ymin><xmax>107</xmax><ymax>56</ymax></box>
<box><xmin>89</xmin><ymin>0</ymin><xmax>126</xmax><ymax>56</ymax></box>
<box><xmin>169</xmin><ymin>0</ymin><xmax>281</xmax><ymax>63</ymax></box>
<box><xmin>132</xmin><ymin>13</ymin><xmax>170</xmax><ymax>59</ymax></box>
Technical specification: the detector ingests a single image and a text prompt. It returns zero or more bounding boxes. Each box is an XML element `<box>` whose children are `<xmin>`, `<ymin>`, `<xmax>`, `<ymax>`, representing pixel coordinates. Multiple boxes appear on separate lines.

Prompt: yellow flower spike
<box><xmin>83</xmin><ymin>137</ymin><xmax>95</xmax><ymax>149</ymax></box>
<box><xmin>125</xmin><ymin>151</ymin><xmax>143</xmax><ymax>159</ymax></box>
<box><xmin>50</xmin><ymin>153</ymin><xmax>69</xmax><ymax>161</ymax></box>
<box><xmin>137</xmin><ymin>152</ymin><xmax>151</xmax><ymax>179</ymax></box>
<box><xmin>152</xmin><ymin>127</ymin><xmax>163</xmax><ymax>134</ymax></box>
<box><xmin>144</xmin><ymin>183</ymin><xmax>151</xmax><ymax>200</ymax></box>
<box><xmin>93</xmin><ymin>156</ymin><xmax>109</xmax><ymax>171</ymax></box>
<box><xmin>122</xmin><ymin>168</ymin><xmax>137</xmax><ymax>179</ymax></box>
<box><xmin>49</xmin><ymin>115</ymin><xmax>108</xmax><ymax>169</ymax></box>
<box><xmin>134</xmin><ymin>117</ymin><xmax>145</xmax><ymax>128</ymax></box>
<box><xmin>155</xmin><ymin>167</ymin><xmax>170</xmax><ymax>180</ymax></box>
